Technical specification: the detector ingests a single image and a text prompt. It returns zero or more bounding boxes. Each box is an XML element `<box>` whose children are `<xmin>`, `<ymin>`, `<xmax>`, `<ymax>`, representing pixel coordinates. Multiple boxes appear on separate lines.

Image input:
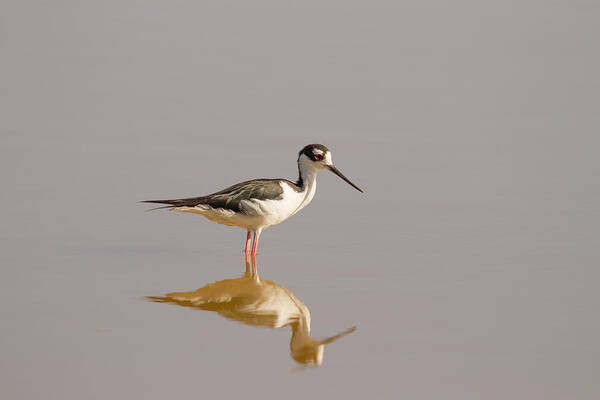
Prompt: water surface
<box><xmin>1</xmin><ymin>1</ymin><xmax>599</xmax><ymax>399</ymax></box>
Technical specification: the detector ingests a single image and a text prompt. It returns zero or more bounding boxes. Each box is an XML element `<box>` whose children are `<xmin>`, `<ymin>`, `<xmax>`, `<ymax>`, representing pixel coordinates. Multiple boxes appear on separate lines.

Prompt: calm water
<box><xmin>2</xmin><ymin>1</ymin><xmax>599</xmax><ymax>399</ymax></box>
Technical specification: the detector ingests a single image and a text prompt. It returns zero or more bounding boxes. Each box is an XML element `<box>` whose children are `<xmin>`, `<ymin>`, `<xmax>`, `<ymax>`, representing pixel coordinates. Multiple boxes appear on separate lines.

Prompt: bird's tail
<box><xmin>140</xmin><ymin>196</ymin><xmax>205</xmax><ymax>211</ymax></box>
<box><xmin>139</xmin><ymin>199</ymin><xmax>179</xmax><ymax>211</ymax></box>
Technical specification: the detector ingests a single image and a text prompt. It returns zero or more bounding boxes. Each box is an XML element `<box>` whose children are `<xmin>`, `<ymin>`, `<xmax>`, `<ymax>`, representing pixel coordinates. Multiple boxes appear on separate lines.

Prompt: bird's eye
<box><xmin>314</xmin><ymin>154</ymin><xmax>324</xmax><ymax>161</ymax></box>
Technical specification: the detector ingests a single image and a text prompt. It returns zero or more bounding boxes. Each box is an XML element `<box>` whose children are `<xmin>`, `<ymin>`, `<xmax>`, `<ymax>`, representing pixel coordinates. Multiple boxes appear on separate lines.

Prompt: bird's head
<box><xmin>298</xmin><ymin>144</ymin><xmax>363</xmax><ymax>192</ymax></box>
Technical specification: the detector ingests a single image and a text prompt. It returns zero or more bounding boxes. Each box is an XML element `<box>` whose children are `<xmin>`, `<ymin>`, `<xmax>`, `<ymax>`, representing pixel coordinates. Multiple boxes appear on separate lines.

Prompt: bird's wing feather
<box><xmin>142</xmin><ymin>179</ymin><xmax>284</xmax><ymax>213</ymax></box>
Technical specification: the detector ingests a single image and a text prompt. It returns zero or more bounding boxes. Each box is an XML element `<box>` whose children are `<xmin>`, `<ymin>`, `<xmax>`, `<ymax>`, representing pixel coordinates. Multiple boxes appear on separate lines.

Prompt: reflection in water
<box><xmin>148</xmin><ymin>255</ymin><xmax>356</xmax><ymax>366</ymax></box>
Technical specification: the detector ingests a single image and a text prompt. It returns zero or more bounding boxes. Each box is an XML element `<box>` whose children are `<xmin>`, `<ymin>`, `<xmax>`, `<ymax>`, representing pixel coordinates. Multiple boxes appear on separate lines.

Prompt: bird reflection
<box><xmin>148</xmin><ymin>254</ymin><xmax>356</xmax><ymax>366</ymax></box>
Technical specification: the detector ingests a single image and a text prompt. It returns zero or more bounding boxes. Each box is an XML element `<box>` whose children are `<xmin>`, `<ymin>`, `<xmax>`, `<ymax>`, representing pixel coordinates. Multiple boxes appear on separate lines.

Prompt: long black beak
<box><xmin>327</xmin><ymin>165</ymin><xmax>363</xmax><ymax>192</ymax></box>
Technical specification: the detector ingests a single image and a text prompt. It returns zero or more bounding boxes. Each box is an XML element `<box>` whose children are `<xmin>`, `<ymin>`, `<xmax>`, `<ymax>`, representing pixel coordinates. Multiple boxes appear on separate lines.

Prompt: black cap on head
<box><xmin>299</xmin><ymin>144</ymin><xmax>329</xmax><ymax>161</ymax></box>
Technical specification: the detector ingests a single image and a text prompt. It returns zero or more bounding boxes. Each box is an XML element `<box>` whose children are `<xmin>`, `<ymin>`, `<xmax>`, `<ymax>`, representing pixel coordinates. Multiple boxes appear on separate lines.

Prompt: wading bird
<box><xmin>142</xmin><ymin>144</ymin><xmax>363</xmax><ymax>255</ymax></box>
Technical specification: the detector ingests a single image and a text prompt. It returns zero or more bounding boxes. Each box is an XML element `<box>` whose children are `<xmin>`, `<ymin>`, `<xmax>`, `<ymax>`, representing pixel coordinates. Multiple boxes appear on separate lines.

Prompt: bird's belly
<box><xmin>173</xmin><ymin>206</ymin><xmax>262</xmax><ymax>229</ymax></box>
<box><xmin>240</xmin><ymin>193</ymin><xmax>304</xmax><ymax>228</ymax></box>
<box><xmin>173</xmin><ymin>186</ymin><xmax>306</xmax><ymax>231</ymax></box>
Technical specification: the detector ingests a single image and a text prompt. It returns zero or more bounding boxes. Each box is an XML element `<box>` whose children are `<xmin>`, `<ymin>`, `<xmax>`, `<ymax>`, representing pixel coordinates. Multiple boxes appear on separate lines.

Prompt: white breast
<box><xmin>174</xmin><ymin>179</ymin><xmax>316</xmax><ymax>232</ymax></box>
<box><xmin>240</xmin><ymin>182</ymin><xmax>307</xmax><ymax>229</ymax></box>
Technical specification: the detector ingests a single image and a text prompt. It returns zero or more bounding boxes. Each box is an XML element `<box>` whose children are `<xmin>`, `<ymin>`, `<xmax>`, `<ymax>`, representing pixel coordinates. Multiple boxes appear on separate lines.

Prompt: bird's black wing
<box><xmin>142</xmin><ymin>179</ymin><xmax>284</xmax><ymax>213</ymax></box>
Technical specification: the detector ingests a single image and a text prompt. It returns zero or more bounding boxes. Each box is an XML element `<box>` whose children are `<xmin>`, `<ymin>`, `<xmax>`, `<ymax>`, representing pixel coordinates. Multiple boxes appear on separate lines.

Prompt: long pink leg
<box><xmin>244</xmin><ymin>231</ymin><xmax>252</xmax><ymax>254</ymax></box>
<box><xmin>251</xmin><ymin>230</ymin><xmax>262</xmax><ymax>256</ymax></box>
<box><xmin>251</xmin><ymin>253</ymin><xmax>257</xmax><ymax>276</ymax></box>
<box><xmin>244</xmin><ymin>252</ymin><xmax>251</xmax><ymax>275</ymax></box>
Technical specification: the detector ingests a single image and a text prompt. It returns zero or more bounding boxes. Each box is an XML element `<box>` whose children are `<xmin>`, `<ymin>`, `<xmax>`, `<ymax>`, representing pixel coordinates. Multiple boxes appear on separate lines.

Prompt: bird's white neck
<box><xmin>294</xmin><ymin>157</ymin><xmax>319</xmax><ymax>208</ymax></box>
<box><xmin>296</xmin><ymin>158</ymin><xmax>318</xmax><ymax>192</ymax></box>
<box><xmin>285</xmin><ymin>156</ymin><xmax>320</xmax><ymax>218</ymax></box>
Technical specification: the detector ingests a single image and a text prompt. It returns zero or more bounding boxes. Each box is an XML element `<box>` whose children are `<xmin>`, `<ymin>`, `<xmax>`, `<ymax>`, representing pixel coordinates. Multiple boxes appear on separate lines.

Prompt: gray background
<box><xmin>1</xmin><ymin>1</ymin><xmax>599</xmax><ymax>399</ymax></box>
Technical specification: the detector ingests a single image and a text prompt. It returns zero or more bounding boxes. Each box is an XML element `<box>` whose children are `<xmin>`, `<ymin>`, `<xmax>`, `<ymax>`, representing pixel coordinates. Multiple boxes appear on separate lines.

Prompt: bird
<box><xmin>147</xmin><ymin>254</ymin><xmax>357</xmax><ymax>365</ymax></box>
<box><xmin>141</xmin><ymin>144</ymin><xmax>363</xmax><ymax>255</ymax></box>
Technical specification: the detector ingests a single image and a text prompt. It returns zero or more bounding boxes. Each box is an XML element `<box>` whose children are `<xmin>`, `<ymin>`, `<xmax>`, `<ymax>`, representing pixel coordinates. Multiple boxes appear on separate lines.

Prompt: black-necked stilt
<box><xmin>148</xmin><ymin>254</ymin><xmax>357</xmax><ymax>365</ymax></box>
<box><xmin>142</xmin><ymin>144</ymin><xmax>363</xmax><ymax>255</ymax></box>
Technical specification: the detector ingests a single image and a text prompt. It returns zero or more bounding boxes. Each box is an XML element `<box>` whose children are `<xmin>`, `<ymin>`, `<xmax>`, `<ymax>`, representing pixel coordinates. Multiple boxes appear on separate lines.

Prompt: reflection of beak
<box><xmin>327</xmin><ymin>165</ymin><xmax>363</xmax><ymax>192</ymax></box>
<box><xmin>320</xmin><ymin>326</ymin><xmax>357</xmax><ymax>345</ymax></box>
